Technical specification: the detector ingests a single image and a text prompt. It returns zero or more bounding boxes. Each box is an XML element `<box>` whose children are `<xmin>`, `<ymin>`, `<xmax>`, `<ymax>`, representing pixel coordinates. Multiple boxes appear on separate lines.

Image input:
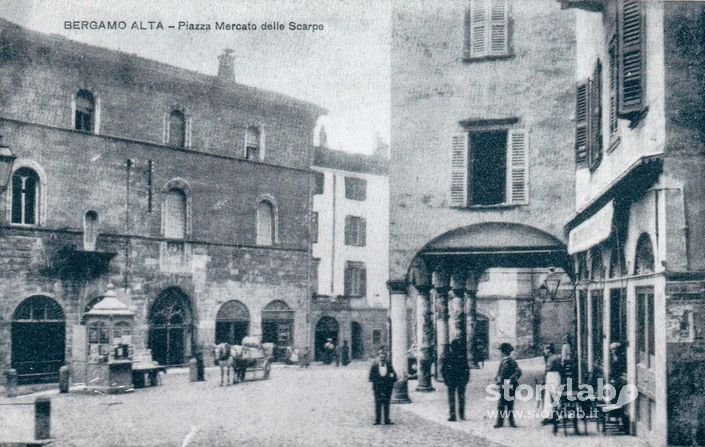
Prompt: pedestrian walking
<box><xmin>323</xmin><ymin>338</ymin><xmax>335</xmax><ymax>365</ymax></box>
<box><xmin>494</xmin><ymin>342</ymin><xmax>521</xmax><ymax>428</ymax></box>
<box><xmin>341</xmin><ymin>340</ymin><xmax>350</xmax><ymax>366</ymax></box>
<box><xmin>441</xmin><ymin>339</ymin><xmax>470</xmax><ymax>421</ymax></box>
<box><xmin>368</xmin><ymin>348</ymin><xmax>397</xmax><ymax>425</ymax></box>
<box><xmin>540</xmin><ymin>343</ymin><xmax>562</xmax><ymax>424</ymax></box>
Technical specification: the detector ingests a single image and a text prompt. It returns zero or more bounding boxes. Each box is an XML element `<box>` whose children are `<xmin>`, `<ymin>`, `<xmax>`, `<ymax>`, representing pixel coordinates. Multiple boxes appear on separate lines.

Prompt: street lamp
<box><xmin>0</xmin><ymin>136</ymin><xmax>17</xmax><ymax>194</ymax></box>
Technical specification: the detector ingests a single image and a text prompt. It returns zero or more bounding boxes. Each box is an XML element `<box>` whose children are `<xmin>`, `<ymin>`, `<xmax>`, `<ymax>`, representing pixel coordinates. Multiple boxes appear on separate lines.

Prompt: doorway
<box><xmin>148</xmin><ymin>287</ymin><xmax>194</xmax><ymax>367</ymax></box>
<box><xmin>315</xmin><ymin>316</ymin><xmax>339</xmax><ymax>361</ymax></box>
<box><xmin>11</xmin><ymin>296</ymin><xmax>66</xmax><ymax>384</ymax></box>
<box><xmin>215</xmin><ymin>300</ymin><xmax>250</xmax><ymax>345</ymax></box>
<box><xmin>351</xmin><ymin>321</ymin><xmax>364</xmax><ymax>360</ymax></box>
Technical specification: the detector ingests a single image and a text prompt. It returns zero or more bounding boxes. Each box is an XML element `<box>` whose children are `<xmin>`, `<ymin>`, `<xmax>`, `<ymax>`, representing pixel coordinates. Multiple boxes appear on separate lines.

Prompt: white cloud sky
<box><xmin>0</xmin><ymin>0</ymin><xmax>390</xmax><ymax>154</ymax></box>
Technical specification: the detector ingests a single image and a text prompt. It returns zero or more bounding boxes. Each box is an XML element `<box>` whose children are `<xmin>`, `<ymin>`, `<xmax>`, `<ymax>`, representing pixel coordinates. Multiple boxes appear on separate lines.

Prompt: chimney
<box><xmin>217</xmin><ymin>49</ymin><xmax>235</xmax><ymax>83</ymax></box>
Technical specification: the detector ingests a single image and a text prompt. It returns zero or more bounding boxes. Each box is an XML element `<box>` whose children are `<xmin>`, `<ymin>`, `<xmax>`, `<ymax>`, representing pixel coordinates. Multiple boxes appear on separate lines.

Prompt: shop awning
<box><xmin>567</xmin><ymin>200</ymin><xmax>614</xmax><ymax>255</ymax></box>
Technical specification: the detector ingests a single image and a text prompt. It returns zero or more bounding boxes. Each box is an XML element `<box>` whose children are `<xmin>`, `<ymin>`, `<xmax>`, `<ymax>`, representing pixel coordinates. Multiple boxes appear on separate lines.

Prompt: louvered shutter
<box><xmin>507</xmin><ymin>129</ymin><xmax>528</xmax><ymax>204</ymax></box>
<box><xmin>360</xmin><ymin>218</ymin><xmax>367</xmax><ymax>247</ymax></box>
<box><xmin>618</xmin><ymin>0</ymin><xmax>644</xmax><ymax>116</ymax></box>
<box><xmin>344</xmin><ymin>216</ymin><xmax>352</xmax><ymax>245</ymax></box>
<box><xmin>344</xmin><ymin>265</ymin><xmax>352</xmax><ymax>296</ymax></box>
<box><xmin>489</xmin><ymin>0</ymin><xmax>508</xmax><ymax>55</ymax></box>
<box><xmin>469</xmin><ymin>0</ymin><xmax>488</xmax><ymax>58</ymax></box>
<box><xmin>360</xmin><ymin>266</ymin><xmax>367</xmax><ymax>296</ymax></box>
<box><xmin>589</xmin><ymin>60</ymin><xmax>603</xmax><ymax>168</ymax></box>
<box><xmin>450</xmin><ymin>133</ymin><xmax>469</xmax><ymax>207</ymax></box>
<box><xmin>575</xmin><ymin>82</ymin><xmax>589</xmax><ymax>166</ymax></box>
<box><xmin>608</xmin><ymin>38</ymin><xmax>618</xmax><ymax>137</ymax></box>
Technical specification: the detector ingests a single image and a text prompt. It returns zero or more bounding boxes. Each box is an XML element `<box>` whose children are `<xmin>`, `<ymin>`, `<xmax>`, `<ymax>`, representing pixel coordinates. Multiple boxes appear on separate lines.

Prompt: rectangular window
<box><xmin>344</xmin><ymin>261</ymin><xmax>366</xmax><ymax>297</ymax></box>
<box><xmin>609</xmin><ymin>288</ymin><xmax>627</xmax><ymax>345</ymax></box>
<box><xmin>372</xmin><ymin>329</ymin><xmax>382</xmax><ymax>345</ymax></box>
<box><xmin>344</xmin><ymin>215</ymin><xmax>366</xmax><ymax>247</ymax></box>
<box><xmin>579</xmin><ymin>289</ymin><xmax>588</xmax><ymax>364</ymax></box>
<box><xmin>450</xmin><ymin>127</ymin><xmax>528</xmax><ymax>207</ymax></box>
<box><xmin>344</xmin><ymin>177</ymin><xmax>367</xmax><ymax>201</ymax></box>
<box><xmin>464</xmin><ymin>0</ymin><xmax>509</xmax><ymax>59</ymax></box>
<box><xmin>311</xmin><ymin>212</ymin><xmax>319</xmax><ymax>243</ymax></box>
<box><xmin>314</xmin><ymin>172</ymin><xmax>325</xmax><ymax>195</ymax></box>
<box><xmin>591</xmin><ymin>289</ymin><xmax>604</xmax><ymax>370</ymax></box>
<box><xmin>636</xmin><ymin>287</ymin><xmax>655</xmax><ymax>368</ymax></box>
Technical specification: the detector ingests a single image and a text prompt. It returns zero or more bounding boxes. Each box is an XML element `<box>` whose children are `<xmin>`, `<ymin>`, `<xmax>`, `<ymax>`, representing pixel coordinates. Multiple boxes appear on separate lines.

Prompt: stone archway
<box><xmin>148</xmin><ymin>287</ymin><xmax>194</xmax><ymax>367</ymax></box>
<box><xmin>12</xmin><ymin>296</ymin><xmax>66</xmax><ymax>384</ymax></box>
<box><xmin>315</xmin><ymin>316</ymin><xmax>339</xmax><ymax>361</ymax></box>
<box><xmin>215</xmin><ymin>300</ymin><xmax>250</xmax><ymax>345</ymax></box>
<box><xmin>261</xmin><ymin>300</ymin><xmax>294</xmax><ymax>362</ymax></box>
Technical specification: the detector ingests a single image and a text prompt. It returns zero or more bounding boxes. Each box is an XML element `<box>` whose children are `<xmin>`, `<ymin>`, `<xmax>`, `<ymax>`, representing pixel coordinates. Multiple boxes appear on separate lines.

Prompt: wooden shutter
<box><xmin>575</xmin><ymin>82</ymin><xmax>589</xmax><ymax>166</ymax></box>
<box><xmin>450</xmin><ymin>133</ymin><xmax>469</xmax><ymax>207</ymax></box>
<box><xmin>618</xmin><ymin>0</ymin><xmax>644</xmax><ymax>116</ymax></box>
<box><xmin>344</xmin><ymin>216</ymin><xmax>353</xmax><ymax>245</ymax></box>
<box><xmin>360</xmin><ymin>218</ymin><xmax>366</xmax><ymax>247</ymax></box>
<box><xmin>360</xmin><ymin>266</ymin><xmax>367</xmax><ymax>296</ymax></box>
<box><xmin>344</xmin><ymin>265</ymin><xmax>352</xmax><ymax>296</ymax></box>
<box><xmin>507</xmin><ymin>129</ymin><xmax>528</xmax><ymax>204</ymax></box>
<box><xmin>489</xmin><ymin>0</ymin><xmax>508</xmax><ymax>55</ymax></box>
<box><xmin>608</xmin><ymin>37</ymin><xmax>618</xmax><ymax>137</ymax></box>
<box><xmin>589</xmin><ymin>61</ymin><xmax>603</xmax><ymax>168</ymax></box>
<box><xmin>469</xmin><ymin>0</ymin><xmax>488</xmax><ymax>58</ymax></box>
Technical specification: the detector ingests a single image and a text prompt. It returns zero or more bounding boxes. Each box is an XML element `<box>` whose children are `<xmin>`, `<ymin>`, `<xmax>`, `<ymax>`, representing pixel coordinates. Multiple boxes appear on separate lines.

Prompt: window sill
<box><xmin>462</xmin><ymin>53</ymin><xmax>514</xmax><ymax>64</ymax></box>
<box><xmin>463</xmin><ymin>203</ymin><xmax>524</xmax><ymax>210</ymax></box>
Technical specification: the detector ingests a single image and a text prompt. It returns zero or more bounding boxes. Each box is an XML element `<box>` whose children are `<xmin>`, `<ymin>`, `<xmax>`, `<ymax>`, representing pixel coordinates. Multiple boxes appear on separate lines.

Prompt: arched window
<box><xmin>245</xmin><ymin>126</ymin><xmax>262</xmax><ymax>160</ymax></box>
<box><xmin>83</xmin><ymin>211</ymin><xmax>99</xmax><ymax>251</ymax></box>
<box><xmin>634</xmin><ymin>233</ymin><xmax>655</xmax><ymax>275</ymax></box>
<box><xmin>256</xmin><ymin>200</ymin><xmax>276</xmax><ymax>245</ymax></box>
<box><xmin>11</xmin><ymin>167</ymin><xmax>39</xmax><ymax>225</ymax></box>
<box><xmin>75</xmin><ymin>90</ymin><xmax>95</xmax><ymax>132</ymax></box>
<box><xmin>163</xmin><ymin>189</ymin><xmax>187</xmax><ymax>239</ymax></box>
<box><xmin>169</xmin><ymin>110</ymin><xmax>186</xmax><ymax>147</ymax></box>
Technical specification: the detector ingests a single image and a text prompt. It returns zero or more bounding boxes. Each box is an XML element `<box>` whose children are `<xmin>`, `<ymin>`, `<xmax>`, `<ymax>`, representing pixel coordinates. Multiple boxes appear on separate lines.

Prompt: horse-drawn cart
<box><xmin>214</xmin><ymin>337</ymin><xmax>272</xmax><ymax>385</ymax></box>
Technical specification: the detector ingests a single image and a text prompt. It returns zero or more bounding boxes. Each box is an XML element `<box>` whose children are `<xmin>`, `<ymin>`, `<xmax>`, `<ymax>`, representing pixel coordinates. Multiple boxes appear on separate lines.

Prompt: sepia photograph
<box><xmin>0</xmin><ymin>1</ymin><xmax>703</xmax><ymax>446</ymax></box>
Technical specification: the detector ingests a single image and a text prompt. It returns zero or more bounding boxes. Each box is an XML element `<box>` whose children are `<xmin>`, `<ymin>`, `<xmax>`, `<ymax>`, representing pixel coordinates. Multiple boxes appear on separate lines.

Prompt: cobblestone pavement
<box><xmin>8</xmin><ymin>362</ymin><xmax>503</xmax><ymax>447</ymax></box>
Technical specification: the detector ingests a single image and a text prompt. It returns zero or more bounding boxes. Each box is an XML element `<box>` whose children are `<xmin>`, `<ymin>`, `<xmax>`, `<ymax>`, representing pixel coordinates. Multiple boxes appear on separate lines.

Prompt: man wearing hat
<box><xmin>494</xmin><ymin>342</ymin><xmax>522</xmax><ymax>428</ymax></box>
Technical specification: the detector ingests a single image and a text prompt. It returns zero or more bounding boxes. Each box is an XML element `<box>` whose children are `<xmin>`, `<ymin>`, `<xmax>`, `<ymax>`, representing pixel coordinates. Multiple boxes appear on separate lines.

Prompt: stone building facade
<box><xmin>561</xmin><ymin>1</ymin><xmax>705</xmax><ymax>444</ymax></box>
<box><xmin>388</xmin><ymin>0</ymin><xmax>576</xmax><ymax>396</ymax></box>
<box><xmin>0</xmin><ymin>18</ymin><xmax>323</xmax><ymax>384</ymax></box>
<box><xmin>311</xmin><ymin>145</ymin><xmax>390</xmax><ymax>361</ymax></box>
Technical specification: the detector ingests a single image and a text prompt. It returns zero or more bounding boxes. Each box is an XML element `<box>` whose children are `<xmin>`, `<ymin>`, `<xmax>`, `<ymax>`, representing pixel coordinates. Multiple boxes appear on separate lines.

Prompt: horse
<box><xmin>213</xmin><ymin>342</ymin><xmax>233</xmax><ymax>386</ymax></box>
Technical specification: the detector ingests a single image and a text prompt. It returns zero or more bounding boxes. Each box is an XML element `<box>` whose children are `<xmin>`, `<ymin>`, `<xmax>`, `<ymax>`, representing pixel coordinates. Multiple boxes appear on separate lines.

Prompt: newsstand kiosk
<box><xmin>78</xmin><ymin>283</ymin><xmax>135</xmax><ymax>393</ymax></box>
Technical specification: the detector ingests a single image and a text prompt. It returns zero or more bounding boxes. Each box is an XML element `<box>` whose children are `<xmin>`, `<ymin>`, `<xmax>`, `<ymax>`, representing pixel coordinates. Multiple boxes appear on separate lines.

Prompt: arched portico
<box><xmin>389</xmin><ymin>222</ymin><xmax>570</xmax><ymax>403</ymax></box>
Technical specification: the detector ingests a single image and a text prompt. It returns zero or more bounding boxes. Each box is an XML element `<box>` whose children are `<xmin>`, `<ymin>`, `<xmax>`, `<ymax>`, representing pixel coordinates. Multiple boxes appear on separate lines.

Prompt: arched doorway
<box><xmin>315</xmin><ymin>316</ymin><xmax>339</xmax><ymax>361</ymax></box>
<box><xmin>215</xmin><ymin>300</ymin><xmax>250</xmax><ymax>345</ymax></box>
<box><xmin>351</xmin><ymin>321</ymin><xmax>364</xmax><ymax>360</ymax></box>
<box><xmin>148</xmin><ymin>288</ymin><xmax>194</xmax><ymax>367</ymax></box>
<box><xmin>261</xmin><ymin>300</ymin><xmax>294</xmax><ymax>362</ymax></box>
<box><xmin>12</xmin><ymin>296</ymin><xmax>66</xmax><ymax>384</ymax></box>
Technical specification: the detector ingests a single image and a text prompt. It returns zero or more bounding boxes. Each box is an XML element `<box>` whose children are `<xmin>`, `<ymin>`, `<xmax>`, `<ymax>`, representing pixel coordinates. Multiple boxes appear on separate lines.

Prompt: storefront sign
<box><xmin>568</xmin><ymin>200</ymin><xmax>614</xmax><ymax>255</ymax></box>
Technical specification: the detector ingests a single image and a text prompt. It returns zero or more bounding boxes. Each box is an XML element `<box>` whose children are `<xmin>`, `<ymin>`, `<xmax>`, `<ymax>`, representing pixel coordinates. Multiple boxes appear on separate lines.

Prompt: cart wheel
<box><xmin>264</xmin><ymin>360</ymin><xmax>271</xmax><ymax>379</ymax></box>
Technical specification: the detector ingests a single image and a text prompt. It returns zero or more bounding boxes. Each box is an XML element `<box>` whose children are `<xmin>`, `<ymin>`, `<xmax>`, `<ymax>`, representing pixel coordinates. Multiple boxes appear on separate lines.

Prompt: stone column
<box><xmin>448</xmin><ymin>270</ymin><xmax>467</xmax><ymax>356</ymax></box>
<box><xmin>465</xmin><ymin>270</ymin><xmax>479</xmax><ymax>368</ymax></box>
<box><xmin>388</xmin><ymin>280</ymin><xmax>411</xmax><ymax>404</ymax></box>
<box><xmin>415</xmin><ymin>284</ymin><xmax>434</xmax><ymax>392</ymax></box>
<box><xmin>433</xmin><ymin>271</ymin><xmax>449</xmax><ymax>383</ymax></box>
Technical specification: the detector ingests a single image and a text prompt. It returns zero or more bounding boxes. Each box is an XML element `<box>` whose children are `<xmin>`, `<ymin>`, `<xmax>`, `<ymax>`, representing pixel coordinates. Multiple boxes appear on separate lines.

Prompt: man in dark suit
<box><xmin>494</xmin><ymin>342</ymin><xmax>522</xmax><ymax>428</ymax></box>
<box><xmin>368</xmin><ymin>348</ymin><xmax>397</xmax><ymax>425</ymax></box>
<box><xmin>441</xmin><ymin>339</ymin><xmax>470</xmax><ymax>421</ymax></box>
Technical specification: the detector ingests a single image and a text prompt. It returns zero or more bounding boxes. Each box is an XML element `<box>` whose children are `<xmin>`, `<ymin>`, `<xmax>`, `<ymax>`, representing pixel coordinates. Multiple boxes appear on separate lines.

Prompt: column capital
<box><xmin>432</xmin><ymin>270</ymin><xmax>449</xmax><ymax>289</ymax></box>
<box><xmin>412</xmin><ymin>284</ymin><xmax>432</xmax><ymax>295</ymax></box>
<box><xmin>387</xmin><ymin>279</ymin><xmax>409</xmax><ymax>295</ymax></box>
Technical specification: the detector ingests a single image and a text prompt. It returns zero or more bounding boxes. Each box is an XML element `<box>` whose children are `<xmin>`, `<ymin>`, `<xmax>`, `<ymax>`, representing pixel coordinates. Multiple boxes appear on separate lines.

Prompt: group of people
<box><xmin>322</xmin><ymin>339</ymin><xmax>351</xmax><ymax>366</ymax></box>
<box><xmin>285</xmin><ymin>346</ymin><xmax>312</xmax><ymax>368</ymax></box>
<box><xmin>367</xmin><ymin>341</ymin><xmax>524</xmax><ymax>428</ymax></box>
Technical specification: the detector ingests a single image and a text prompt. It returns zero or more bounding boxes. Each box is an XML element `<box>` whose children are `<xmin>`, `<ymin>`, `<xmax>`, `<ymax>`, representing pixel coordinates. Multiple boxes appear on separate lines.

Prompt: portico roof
<box><xmin>419</xmin><ymin>222</ymin><xmax>569</xmax><ymax>270</ymax></box>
